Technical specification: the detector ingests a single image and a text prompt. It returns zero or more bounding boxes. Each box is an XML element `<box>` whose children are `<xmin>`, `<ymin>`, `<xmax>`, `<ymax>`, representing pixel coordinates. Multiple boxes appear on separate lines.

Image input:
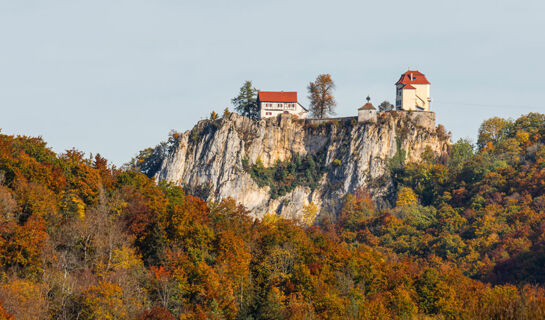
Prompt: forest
<box><xmin>0</xmin><ymin>113</ymin><xmax>544</xmax><ymax>319</ymax></box>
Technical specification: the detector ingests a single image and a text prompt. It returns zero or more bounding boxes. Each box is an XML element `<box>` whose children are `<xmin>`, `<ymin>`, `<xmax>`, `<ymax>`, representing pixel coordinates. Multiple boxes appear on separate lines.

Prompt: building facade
<box><xmin>358</xmin><ymin>97</ymin><xmax>377</xmax><ymax>122</ymax></box>
<box><xmin>395</xmin><ymin>70</ymin><xmax>431</xmax><ymax>111</ymax></box>
<box><xmin>258</xmin><ymin>91</ymin><xmax>308</xmax><ymax>119</ymax></box>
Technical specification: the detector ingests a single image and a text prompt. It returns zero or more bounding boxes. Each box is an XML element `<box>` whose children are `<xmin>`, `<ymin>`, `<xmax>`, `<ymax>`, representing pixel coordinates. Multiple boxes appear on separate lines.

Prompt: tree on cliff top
<box><xmin>378</xmin><ymin>101</ymin><xmax>394</xmax><ymax>112</ymax></box>
<box><xmin>232</xmin><ymin>81</ymin><xmax>259</xmax><ymax>120</ymax></box>
<box><xmin>307</xmin><ymin>74</ymin><xmax>336</xmax><ymax>119</ymax></box>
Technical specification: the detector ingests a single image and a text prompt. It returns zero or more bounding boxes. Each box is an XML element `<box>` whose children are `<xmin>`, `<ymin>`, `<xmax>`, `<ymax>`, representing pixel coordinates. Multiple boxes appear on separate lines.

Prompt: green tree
<box><xmin>258</xmin><ymin>286</ymin><xmax>286</xmax><ymax>320</ymax></box>
<box><xmin>307</xmin><ymin>74</ymin><xmax>336</xmax><ymax>118</ymax></box>
<box><xmin>448</xmin><ymin>138</ymin><xmax>474</xmax><ymax>172</ymax></box>
<box><xmin>232</xmin><ymin>81</ymin><xmax>259</xmax><ymax>120</ymax></box>
<box><xmin>378</xmin><ymin>100</ymin><xmax>394</xmax><ymax>112</ymax></box>
<box><xmin>128</xmin><ymin>143</ymin><xmax>167</xmax><ymax>178</ymax></box>
<box><xmin>477</xmin><ymin>117</ymin><xmax>510</xmax><ymax>150</ymax></box>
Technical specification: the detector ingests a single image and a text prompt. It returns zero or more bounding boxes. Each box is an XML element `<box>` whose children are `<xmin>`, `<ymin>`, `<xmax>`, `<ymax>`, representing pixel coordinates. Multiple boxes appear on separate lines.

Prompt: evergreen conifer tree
<box><xmin>232</xmin><ymin>81</ymin><xmax>259</xmax><ymax>120</ymax></box>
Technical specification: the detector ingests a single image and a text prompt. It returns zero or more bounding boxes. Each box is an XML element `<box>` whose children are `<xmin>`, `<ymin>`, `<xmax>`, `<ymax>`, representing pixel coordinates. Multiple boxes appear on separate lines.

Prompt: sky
<box><xmin>1</xmin><ymin>0</ymin><xmax>544</xmax><ymax>165</ymax></box>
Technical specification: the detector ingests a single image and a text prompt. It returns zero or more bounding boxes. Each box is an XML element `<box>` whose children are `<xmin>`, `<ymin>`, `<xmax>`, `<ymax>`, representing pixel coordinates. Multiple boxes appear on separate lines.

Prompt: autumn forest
<box><xmin>1</xmin><ymin>113</ymin><xmax>545</xmax><ymax>319</ymax></box>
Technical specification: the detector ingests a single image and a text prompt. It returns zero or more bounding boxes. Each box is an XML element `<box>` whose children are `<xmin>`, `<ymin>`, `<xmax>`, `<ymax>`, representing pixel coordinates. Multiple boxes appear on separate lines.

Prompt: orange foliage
<box><xmin>0</xmin><ymin>117</ymin><xmax>544</xmax><ymax>319</ymax></box>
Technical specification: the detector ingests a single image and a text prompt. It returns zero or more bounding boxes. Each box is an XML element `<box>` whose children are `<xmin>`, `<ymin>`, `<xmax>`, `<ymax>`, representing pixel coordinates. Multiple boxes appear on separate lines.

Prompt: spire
<box><xmin>359</xmin><ymin>95</ymin><xmax>376</xmax><ymax>111</ymax></box>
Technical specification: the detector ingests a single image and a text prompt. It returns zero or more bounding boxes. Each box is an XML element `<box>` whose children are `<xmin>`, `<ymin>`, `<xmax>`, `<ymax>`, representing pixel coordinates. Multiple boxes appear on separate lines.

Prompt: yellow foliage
<box><xmin>477</xmin><ymin>117</ymin><xmax>509</xmax><ymax>149</ymax></box>
<box><xmin>395</xmin><ymin>187</ymin><xmax>417</xmax><ymax>207</ymax></box>
<box><xmin>112</xmin><ymin>246</ymin><xmax>143</xmax><ymax>271</ymax></box>
<box><xmin>387</xmin><ymin>286</ymin><xmax>418</xmax><ymax>318</ymax></box>
<box><xmin>13</xmin><ymin>181</ymin><xmax>58</xmax><ymax>221</ymax></box>
<box><xmin>81</xmin><ymin>281</ymin><xmax>127</xmax><ymax>320</ymax></box>
<box><xmin>302</xmin><ymin>201</ymin><xmax>318</xmax><ymax>226</ymax></box>
<box><xmin>59</xmin><ymin>191</ymin><xmax>86</xmax><ymax>219</ymax></box>
<box><xmin>516</xmin><ymin>130</ymin><xmax>530</xmax><ymax>146</ymax></box>
<box><xmin>263</xmin><ymin>212</ymin><xmax>280</xmax><ymax>225</ymax></box>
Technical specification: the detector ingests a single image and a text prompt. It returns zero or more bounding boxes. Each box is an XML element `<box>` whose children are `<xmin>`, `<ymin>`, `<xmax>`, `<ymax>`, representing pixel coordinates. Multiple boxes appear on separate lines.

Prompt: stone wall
<box><xmin>303</xmin><ymin>116</ymin><xmax>356</xmax><ymax>125</ymax></box>
<box><xmin>405</xmin><ymin>111</ymin><xmax>436</xmax><ymax>130</ymax></box>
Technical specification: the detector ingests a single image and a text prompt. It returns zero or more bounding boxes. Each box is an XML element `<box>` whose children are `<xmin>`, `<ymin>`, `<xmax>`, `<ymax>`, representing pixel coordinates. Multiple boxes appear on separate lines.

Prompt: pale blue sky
<box><xmin>1</xmin><ymin>1</ymin><xmax>544</xmax><ymax>165</ymax></box>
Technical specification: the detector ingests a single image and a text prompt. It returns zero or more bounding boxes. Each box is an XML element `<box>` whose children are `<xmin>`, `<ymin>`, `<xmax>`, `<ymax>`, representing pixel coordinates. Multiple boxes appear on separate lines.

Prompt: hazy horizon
<box><xmin>1</xmin><ymin>0</ymin><xmax>544</xmax><ymax>165</ymax></box>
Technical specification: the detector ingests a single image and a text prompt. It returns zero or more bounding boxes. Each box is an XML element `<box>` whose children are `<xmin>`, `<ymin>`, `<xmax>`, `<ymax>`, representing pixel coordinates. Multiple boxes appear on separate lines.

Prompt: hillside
<box><xmin>154</xmin><ymin>112</ymin><xmax>449</xmax><ymax>220</ymax></box>
<box><xmin>0</xmin><ymin>113</ymin><xmax>544</xmax><ymax>319</ymax></box>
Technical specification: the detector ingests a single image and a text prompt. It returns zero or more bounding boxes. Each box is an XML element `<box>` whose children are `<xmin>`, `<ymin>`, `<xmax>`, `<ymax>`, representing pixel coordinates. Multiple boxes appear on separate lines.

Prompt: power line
<box><xmin>436</xmin><ymin>101</ymin><xmax>543</xmax><ymax>110</ymax></box>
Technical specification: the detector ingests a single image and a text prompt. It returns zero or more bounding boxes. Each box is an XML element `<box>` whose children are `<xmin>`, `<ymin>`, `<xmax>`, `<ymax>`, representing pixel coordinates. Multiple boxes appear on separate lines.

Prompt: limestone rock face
<box><xmin>155</xmin><ymin>112</ymin><xmax>449</xmax><ymax>220</ymax></box>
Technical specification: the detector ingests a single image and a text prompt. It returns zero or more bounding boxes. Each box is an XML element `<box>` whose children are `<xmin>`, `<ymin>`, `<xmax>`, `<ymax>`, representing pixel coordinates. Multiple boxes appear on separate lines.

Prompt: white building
<box><xmin>258</xmin><ymin>91</ymin><xmax>308</xmax><ymax>119</ymax></box>
<box><xmin>358</xmin><ymin>96</ymin><xmax>377</xmax><ymax>122</ymax></box>
<box><xmin>395</xmin><ymin>70</ymin><xmax>431</xmax><ymax>111</ymax></box>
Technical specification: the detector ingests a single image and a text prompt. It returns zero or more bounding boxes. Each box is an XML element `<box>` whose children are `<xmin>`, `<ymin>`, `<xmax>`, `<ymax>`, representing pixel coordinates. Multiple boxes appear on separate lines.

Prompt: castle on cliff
<box><xmin>259</xmin><ymin>69</ymin><xmax>432</xmax><ymax>121</ymax></box>
<box><xmin>358</xmin><ymin>70</ymin><xmax>432</xmax><ymax>123</ymax></box>
<box><xmin>395</xmin><ymin>70</ymin><xmax>431</xmax><ymax>111</ymax></box>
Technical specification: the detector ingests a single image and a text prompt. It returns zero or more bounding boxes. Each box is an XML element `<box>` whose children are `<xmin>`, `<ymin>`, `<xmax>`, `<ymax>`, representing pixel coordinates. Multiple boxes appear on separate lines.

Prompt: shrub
<box><xmin>243</xmin><ymin>152</ymin><xmax>326</xmax><ymax>199</ymax></box>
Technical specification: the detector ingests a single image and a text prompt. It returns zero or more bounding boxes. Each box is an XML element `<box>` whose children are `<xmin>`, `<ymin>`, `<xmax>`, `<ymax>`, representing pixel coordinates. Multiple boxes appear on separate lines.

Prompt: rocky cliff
<box><xmin>155</xmin><ymin>112</ymin><xmax>450</xmax><ymax>220</ymax></box>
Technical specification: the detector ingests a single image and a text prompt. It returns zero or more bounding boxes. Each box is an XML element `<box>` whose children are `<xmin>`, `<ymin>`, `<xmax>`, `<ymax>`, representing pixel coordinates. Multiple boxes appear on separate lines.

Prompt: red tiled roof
<box><xmin>396</xmin><ymin>70</ymin><xmax>430</xmax><ymax>85</ymax></box>
<box><xmin>258</xmin><ymin>91</ymin><xmax>298</xmax><ymax>103</ymax></box>
<box><xmin>403</xmin><ymin>84</ymin><xmax>416</xmax><ymax>89</ymax></box>
<box><xmin>359</xmin><ymin>102</ymin><xmax>376</xmax><ymax>110</ymax></box>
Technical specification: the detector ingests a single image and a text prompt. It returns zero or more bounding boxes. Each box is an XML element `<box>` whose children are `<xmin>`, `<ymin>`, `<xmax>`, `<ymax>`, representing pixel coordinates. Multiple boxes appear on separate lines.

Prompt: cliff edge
<box><xmin>155</xmin><ymin>112</ymin><xmax>450</xmax><ymax>220</ymax></box>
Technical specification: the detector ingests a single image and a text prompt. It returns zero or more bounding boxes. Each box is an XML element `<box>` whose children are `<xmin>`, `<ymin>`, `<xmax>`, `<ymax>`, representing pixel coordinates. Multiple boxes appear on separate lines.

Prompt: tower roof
<box><xmin>396</xmin><ymin>70</ymin><xmax>430</xmax><ymax>85</ymax></box>
<box><xmin>359</xmin><ymin>102</ymin><xmax>376</xmax><ymax>111</ymax></box>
